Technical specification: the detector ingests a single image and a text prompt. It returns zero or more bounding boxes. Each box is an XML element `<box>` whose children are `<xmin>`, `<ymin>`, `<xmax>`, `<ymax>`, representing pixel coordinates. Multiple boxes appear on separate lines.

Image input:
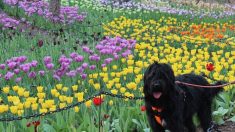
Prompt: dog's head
<box><xmin>143</xmin><ymin>62</ymin><xmax>175</xmax><ymax>101</ymax></box>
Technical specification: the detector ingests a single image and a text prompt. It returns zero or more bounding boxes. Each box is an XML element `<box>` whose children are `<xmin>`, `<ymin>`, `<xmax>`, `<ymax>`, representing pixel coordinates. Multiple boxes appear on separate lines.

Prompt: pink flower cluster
<box><xmin>3</xmin><ymin>0</ymin><xmax>86</xmax><ymax>24</ymax></box>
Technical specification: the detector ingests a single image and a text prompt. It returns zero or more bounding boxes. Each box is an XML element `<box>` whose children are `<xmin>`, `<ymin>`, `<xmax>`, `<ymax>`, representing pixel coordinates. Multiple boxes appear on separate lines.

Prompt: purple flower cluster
<box><xmin>0</xmin><ymin>12</ymin><xmax>20</xmax><ymax>29</ymax></box>
<box><xmin>0</xmin><ymin>56</ymin><xmax>41</xmax><ymax>82</ymax></box>
<box><xmin>0</xmin><ymin>37</ymin><xmax>136</xmax><ymax>82</ymax></box>
<box><xmin>96</xmin><ymin>36</ymin><xmax>135</xmax><ymax>57</ymax></box>
<box><xmin>98</xmin><ymin>0</ymin><xmax>235</xmax><ymax>19</ymax></box>
<box><xmin>4</xmin><ymin>0</ymin><xmax>86</xmax><ymax>24</ymax></box>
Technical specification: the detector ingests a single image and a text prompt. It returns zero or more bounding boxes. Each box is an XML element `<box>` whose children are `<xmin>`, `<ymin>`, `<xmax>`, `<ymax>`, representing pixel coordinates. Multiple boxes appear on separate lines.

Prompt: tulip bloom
<box><xmin>206</xmin><ymin>63</ymin><xmax>215</xmax><ymax>71</ymax></box>
<box><xmin>93</xmin><ymin>97</ymin><xmax>103</xmax><ymax>106</ymax></box>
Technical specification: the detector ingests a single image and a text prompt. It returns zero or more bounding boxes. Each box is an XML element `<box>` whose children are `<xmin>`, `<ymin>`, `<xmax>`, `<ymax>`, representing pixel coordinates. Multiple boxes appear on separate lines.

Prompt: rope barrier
<box><xmin>0</xmin><ymin>91</ymin><xmax>144</xmax><ymax>122</ymax></box>
<box><xmin>2</xmin><ymin>77</ymin><xmax>234</xmax><ymax>122</ymax></box>
<box><xmin>175</xmin><ymin>80</ymin><xmax>235</xmax><ymax>88</ymax></box>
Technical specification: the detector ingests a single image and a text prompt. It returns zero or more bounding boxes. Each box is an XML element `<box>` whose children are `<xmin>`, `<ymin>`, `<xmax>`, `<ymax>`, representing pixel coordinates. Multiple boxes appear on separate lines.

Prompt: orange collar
<box><xmin>152</xmin><ymin>106</ymin><xmax>163</xmax><ymax>125</ymax></box>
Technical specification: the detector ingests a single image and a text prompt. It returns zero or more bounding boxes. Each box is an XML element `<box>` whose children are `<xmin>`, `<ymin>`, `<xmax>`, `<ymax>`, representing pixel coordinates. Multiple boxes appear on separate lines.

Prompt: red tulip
<box><xmin>32</xmin><ymin>120</ymin><xmax>40</xmax><ymax>127</ymax></box>
<box><xmin>103</xmin><ymin>114</ymin><xmax>110</xmax><ymax>119</ymax></box>
<box><xmin>141</xmin><ymin>105</ymin><xmax>146</xmax><ymax>112</ymax></box>
<box><xmin>26</xmin><ymin>122</ymin><xmax>31</xmax><ymax>127</ymax></box>
<box><xmin>206</xmin><ymin>63</ymin><xmax>215</xmax><ymax>71</ymax></box>
<box><xmin>37</xmin><ymin>40</ymin><xmax>43</xmax><ymax>47</ymax></box>
<box><xmin>93</xmin><ymin>97</ymin><xmax>103</xmax><ymax>106</ymax></box>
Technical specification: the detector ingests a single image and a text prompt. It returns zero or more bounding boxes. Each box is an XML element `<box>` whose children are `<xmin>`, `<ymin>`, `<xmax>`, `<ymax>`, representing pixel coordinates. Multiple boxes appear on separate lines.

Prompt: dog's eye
<box><xmin>151</xmin><ymin>72</ymin><xmax>156</xmax><ymax>77</ymax></box>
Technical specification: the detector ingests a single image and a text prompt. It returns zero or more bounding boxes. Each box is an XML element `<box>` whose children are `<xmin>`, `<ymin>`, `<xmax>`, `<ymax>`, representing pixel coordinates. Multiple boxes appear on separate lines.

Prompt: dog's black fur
<box><xmin>143</xmin><ymin>62</ymin><xmax>223</xmax><ymax>132</ymax></box>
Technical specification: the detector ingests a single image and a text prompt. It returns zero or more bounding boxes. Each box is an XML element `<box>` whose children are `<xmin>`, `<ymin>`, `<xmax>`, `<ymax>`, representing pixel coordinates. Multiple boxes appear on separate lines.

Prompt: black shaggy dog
<box><xmin>143</xmin><ymin>62</ymin><xmax>223</xmax><ymax>132</ymax></box>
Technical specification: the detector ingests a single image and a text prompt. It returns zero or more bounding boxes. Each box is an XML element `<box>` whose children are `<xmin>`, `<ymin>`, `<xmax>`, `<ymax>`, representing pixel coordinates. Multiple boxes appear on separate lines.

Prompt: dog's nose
<box><xmin>153</xmin><ymin>83</ymin><xmax>160</xmax><ymax>87</ymax></box>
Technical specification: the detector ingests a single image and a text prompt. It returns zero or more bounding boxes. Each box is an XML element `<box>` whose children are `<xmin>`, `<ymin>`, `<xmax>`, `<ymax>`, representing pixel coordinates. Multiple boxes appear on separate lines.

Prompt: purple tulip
<box><xmin>74</xmin><ymin>55</ymin><xmax>84</xmax><ymax>62</ymax></box>
<box><xmin>76</xmin><ymin>67</ymin><xmax>83</xmax><ymax>73</ymax></box>
<box><xmin>39</xmin><ymin>70</ymin><xmax>45</xmax><ymax>76</ymax></box>
<box><xmin>15</xmin><ymin>77</ymin><xmax>22</xmax><ymax>83</ymax></box>
<box><xmin>20</xmin><ymin>64</ymin><xmax>30</xmax><ymax>73</ymax></box>
<box><xmin>0</xmin><ymin>64</ymin><xmax>6</xmax><ymax>70</ymax></box>
<box><xmin>17</xmin><ymin>56</ymin><xmax>27</xmax><ymax>63</ymax></box>
<box><xmin>28</xmin><ymin>71</ymin><xmax>36</xmax><ymax>78</ymax></box>
<box><xmin>89</xmin><ymin>54</ymin><xmax>100</xmax><ymax>61</ymax></box>
<box><xmin>44</xmin><ymin>56</ymin><xmax>52</xmax><ymax>64</ymax></box>
<box><xmin>104</xmin><ymin>58</ymin><xmax>113</xmax><ymax>64</ymax></box>
<box><xmin>66</xmin><ymin>70</ymin><xmax>77</xmax><ymax>77</ymax></box>
<box><xmin>81</xmin><ymin>63</ymin><xmax>88</xmax><ymax>69</ymax></box>
<box><xmin>101</xmin><ymin>64</ymin><xmax>106</xmax><ymax>68</ymax></box>
<box><xmin>46</xmin><ymin>63</ymin><xmax>54</xmax><ymax>70</ymax></box>
<box><xmin>82</xmin><ymin>46</ymin><xmax>90</xmax><ymax>53</ymax></box>
<box><xmin>4</xmin><ymin>72</ymin><xmax>14</xmax><ymax>80</ymax></box>
<box><xmin>70</xmin><ymin>52</ymin><xmax>78</xmax><ymax>59</ymax></box>
<box><xmin>89</xmin><ymin>65</ymin><xmax>96</xmax><ymax>70</ymax></box>
<box><xmin>14</xmin><ymin>69</ymin><xmax>20</xmax><ymax>74</ymax></box>
<box><xmin>8</xmin><ymin>62</ymin><xmax>17</xmax><ymax>69</ymax></box>
<box><xmin>31</xmin><ymin>60</ymin><xmax>38</xmax><ymax>67</ymax></box>
<box><xmin>61</xmin><ymin>62</ymin><xmax>70</xmax><ymax>69</ymax></box>
<box><xmin>81</xmin><ymin>73</ymin><xmax>87</xmax><ymax>79</ymax></box>
<box><xmin>53</xmin><ymin>74</ymin><xmax>61</xmax><ymax>81</ymax></box>
<box><xmin>114</xmin><ymin>54</ymin><xmax>119</xmax><ymax>60</ymax></box>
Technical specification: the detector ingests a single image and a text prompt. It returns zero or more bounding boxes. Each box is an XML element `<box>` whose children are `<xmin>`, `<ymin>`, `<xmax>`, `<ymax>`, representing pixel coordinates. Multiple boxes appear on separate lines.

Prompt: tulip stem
<box><xmin>98</xmin><ymin>91</ymin><xmax>102</xmax><ymax>132</ymax></box>
<box><xmin>34</xmin><ymin>126</ymin><xmax>37</xmax><ymax>132</ymax></box>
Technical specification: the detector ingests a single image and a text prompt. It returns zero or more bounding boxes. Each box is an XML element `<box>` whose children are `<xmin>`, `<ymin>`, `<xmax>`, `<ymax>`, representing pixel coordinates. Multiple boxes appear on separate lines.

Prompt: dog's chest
<box><xmin>152</xmin><ymin>107</ymin><xmax>167</xmax><ymax>127</ymax></box>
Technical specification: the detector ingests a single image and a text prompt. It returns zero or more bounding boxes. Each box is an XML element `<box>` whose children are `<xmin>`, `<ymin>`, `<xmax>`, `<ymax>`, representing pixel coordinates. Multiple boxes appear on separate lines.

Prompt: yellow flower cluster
<box><xmin>0</xmin><ymin>84</ymin><xmax>86</xmax><ymax>115</ymax></box>
<box><xmin>103</xmin><ymin>16</ymin><xmax>235</xmax><ymax>48</ymax></box>
<box><xmin>101</xmin><ymin>16</ymin><xmax>235</xmax><ymax>91</ymax></box>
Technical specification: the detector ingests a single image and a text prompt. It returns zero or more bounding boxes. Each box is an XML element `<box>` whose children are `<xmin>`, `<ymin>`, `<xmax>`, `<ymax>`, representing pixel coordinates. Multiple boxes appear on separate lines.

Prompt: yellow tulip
<box><xmin>31</xmin><ymin>103</ymin><xmax>38</xmax><ymax>110</ymax></box>
<box><xmin>2</xmin><ymin>86</ymin><xmax>10</xmax><ymax>94</ymax></box>
<box><xmin>37</xmin><ymin>86</ymin><xmax>43</xmax><ymax>92</ymax></box>
<box><xmin>85</xmin><ymin>100</ymin><xmax>92</xmax><ymax>108</ymax></box>
<box><xmin>72</xmin><ymin>85</ymin><xmax>78</xmax><ymax>91</ymax></box>
<box><xmin>77</xmin><ymin>92</ymin><xmax>84</xmax><ymax>102</ymax></box>
<box><xmin>111</xmin><ymin>89</ymin><xmax>118</xmax><ymax>95</ymax></box>
<box><xmin>56</xmin><ymin>84</ymin><xmax>63</xmax><ymax>90</ymax></box>
<box><xmin>74</xmin><ymin>106</ymin><xmax>80</xmax><ymax>112</ymax></box>
<box><xmin>109</xmin><ymin>100</ymin><xmax>113</xmax><ymax>106</ymax></box>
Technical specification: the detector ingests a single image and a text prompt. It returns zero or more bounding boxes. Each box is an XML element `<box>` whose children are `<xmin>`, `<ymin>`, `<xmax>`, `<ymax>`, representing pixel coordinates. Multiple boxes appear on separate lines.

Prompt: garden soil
<box><xmin>197</xmin><ymin>121</ymin><xmax>235</xmax><ymax>132</ymax></box>
<box><xmin>216</xmin><ymin>121</ymin><xmax>235</xmax><ymax>132</ymax></box>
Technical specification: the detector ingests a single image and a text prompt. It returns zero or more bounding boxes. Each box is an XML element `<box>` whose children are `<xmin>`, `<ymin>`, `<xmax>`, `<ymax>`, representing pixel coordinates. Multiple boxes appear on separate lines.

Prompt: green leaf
<box><xmin>132</xmin><ymin>119</ymin><xmax>141</xmax><ymax>127</ymax></box>
<box><xmin>213</xmin><ymin>107</ymin><xmax>229</xmax><ymax>116</ymax></box>
<box><xmin>228</xmin><ymin>116</ymin><xmax>235</xmax><ymax>122</ymax></box>
<box><xmin>143</xmin><ymin>128</ymin><xmax>150</xmax><ymax>132</ymax></box>
<box><xmin>42</xmin><ymin>124</ymin><xmax>56</xmax><ymax>132</ymax></box>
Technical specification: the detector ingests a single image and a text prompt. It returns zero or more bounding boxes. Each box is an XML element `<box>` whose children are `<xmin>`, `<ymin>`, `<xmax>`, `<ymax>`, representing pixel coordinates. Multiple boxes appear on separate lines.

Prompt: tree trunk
<box><xmin>49</xmin><ymin>0</ymin><xmax>61</xmax><ymax>16</ymax></box>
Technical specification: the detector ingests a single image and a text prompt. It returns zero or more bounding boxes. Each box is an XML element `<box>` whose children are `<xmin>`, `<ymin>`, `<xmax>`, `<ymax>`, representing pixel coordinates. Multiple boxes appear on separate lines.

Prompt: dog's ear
<box><xmin>154</xmin><ymin>61</ymin><xmax>158</xmax><ymax>65</ymax></box>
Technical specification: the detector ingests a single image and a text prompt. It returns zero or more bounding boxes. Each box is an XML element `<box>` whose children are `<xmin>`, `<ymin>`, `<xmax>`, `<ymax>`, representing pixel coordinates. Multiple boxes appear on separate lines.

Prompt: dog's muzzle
<box><xmin>150</xmin><ymin>82</ymin><xmax>163</xmax><ymax>99</ymax></box>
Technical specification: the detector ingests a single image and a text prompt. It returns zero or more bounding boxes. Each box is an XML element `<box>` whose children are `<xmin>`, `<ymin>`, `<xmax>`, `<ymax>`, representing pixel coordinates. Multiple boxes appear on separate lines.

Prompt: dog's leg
<box><xmin>184</xmin><ymin>116</ymin><xmax>196</xmax><ymax>132</ymax></box>
<box><xmin>198</xmin><ymin>105</ymin><xmax>212</xmax><ymax>132</ymax></box>
<box><xmin>145</xmin><ymin>101</ymin><xmax>165</xmax><ymax>132</ymax></box>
